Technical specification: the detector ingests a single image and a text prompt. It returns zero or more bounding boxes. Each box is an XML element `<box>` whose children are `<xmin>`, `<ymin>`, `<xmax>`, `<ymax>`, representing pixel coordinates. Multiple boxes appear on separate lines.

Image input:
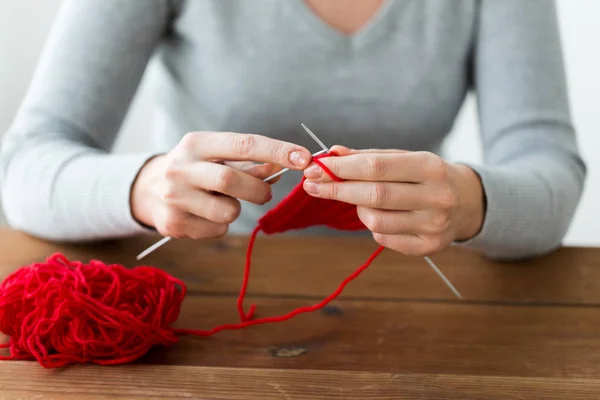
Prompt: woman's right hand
<box><xmin>130</xmin><ymin>131</ymin><xmax>311</xmax><ymax>239</ymax></box>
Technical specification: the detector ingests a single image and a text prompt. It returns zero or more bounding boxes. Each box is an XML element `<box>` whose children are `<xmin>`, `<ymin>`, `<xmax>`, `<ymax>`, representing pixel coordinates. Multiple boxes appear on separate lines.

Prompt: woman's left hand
<box><xmin>303</xmin><ymin>146</ymin><xmax>486</xmax><ymax>256</ymax></box>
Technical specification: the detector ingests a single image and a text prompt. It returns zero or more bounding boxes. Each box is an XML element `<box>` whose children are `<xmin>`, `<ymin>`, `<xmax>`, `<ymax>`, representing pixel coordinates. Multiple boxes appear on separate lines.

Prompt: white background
<box><xmin>1</xmin><ymin>0</ymin><xmax>598</xmax><ymax>246</ymax></box>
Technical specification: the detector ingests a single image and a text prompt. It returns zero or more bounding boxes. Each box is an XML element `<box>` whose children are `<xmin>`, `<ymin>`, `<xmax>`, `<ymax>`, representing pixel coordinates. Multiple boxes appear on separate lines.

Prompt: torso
<box><xmin>152</xmin><ymin>0</ymin><xmax>477</xmax><ymax>233</ymax></box>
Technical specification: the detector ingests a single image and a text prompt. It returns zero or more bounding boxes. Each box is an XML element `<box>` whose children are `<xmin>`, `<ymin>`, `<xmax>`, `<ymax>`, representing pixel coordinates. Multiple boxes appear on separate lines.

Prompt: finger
<box><xmin>178</xmin><ymin>161</ymin><xmax>272</xmax><ymax>205</ymax></box>
<box><xmin>184</xmin><ymin>131</ymin><xmax>311</xmax><ymax>170</ymax></box>
<box><xmin>357</xmin><ymin>207</ymin><xmax>451</xmax><ymax>235</ymax></box>
<box><xmin>224</xmin><ymin>160</ymin><xmax>261</xmax><ymax>173</ymax></box>
<box><xmin>225</xmin><ymin>161</ymin><xmax>284</xmax><ymax>184</ymax></box>
<box><xmin>156</xmin><ymin>208</ymin><xmax>228</xmax><ymax>240</ymax></box>
<box><xmin>305</xmin><ymin>152</ymin><xmax>433</xmax><ymax>183</ymax></box>
<box><xmin>328</xmin><ymin>145</ymin><xmax>354</xmax><ymax>156</ymax></box>
<box><xmin>303</xmin><ymin>180</ymin><xmax>431</xmax><ymax>210</ymax></box>
<box><xmin>329</xmin><ymin>145</ymin><xmax>410</xmax><ymax>155</ymax></box>
<box><xmin>372</xmin><ymin>232</ymin><xmax>447</xmax><ymax>257</ymax></box>
<box><xmin>246</xmin><ymin>163</ymin><xmax>285</xmax><ymax>184</ymax></box>
<box><xmin>165</xmin><ymin>186</ymin><xmax>243</xmax><ymax>224</ymax></box>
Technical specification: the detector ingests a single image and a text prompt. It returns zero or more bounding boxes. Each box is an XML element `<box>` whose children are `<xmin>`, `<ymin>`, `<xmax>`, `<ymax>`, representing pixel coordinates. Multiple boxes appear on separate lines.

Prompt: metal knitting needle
<box><xmin>300</xmin><ymin>124</ymin><xmax>462</xmax><ymax>299</ymax></box>
<box><xmin>262</xmin><ymin>148</ymin><xmax>327</xmax><ymax>182</ymax></box>
<box><xmin>424</xmin><ymin>256</ymin><xmax>461</xmax><ymax>298</ymax></box>
<box><xmin>301</xmin><ymin>123</ymin><xmax>329</xmax><ymax>152</ymax></box>
<box><xmin>136</xmin><ymin>148</ymin><xmax>328</xmax><ymax>260</ymax></box>
<box><xmin>137</xmin><ymin>236</ymin><xmax>172</xmax><ymax>260</ymax></box>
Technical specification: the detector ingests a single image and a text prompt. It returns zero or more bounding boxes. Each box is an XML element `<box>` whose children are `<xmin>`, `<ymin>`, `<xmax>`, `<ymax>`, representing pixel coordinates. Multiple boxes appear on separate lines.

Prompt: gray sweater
<box><xmin>0</xmin><ymin>0</ymin><xmax>586</xmax><ymax>259</ymax></box>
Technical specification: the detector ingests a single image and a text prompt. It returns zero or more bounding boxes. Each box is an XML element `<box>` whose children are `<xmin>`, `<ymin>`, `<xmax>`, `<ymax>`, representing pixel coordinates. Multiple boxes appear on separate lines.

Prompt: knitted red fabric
<box><xmin>0</xmin><ymin>151</ymin><xmax>385</xmax><ymax>368</ymax></box>
<box><xmin>257</xmin><ymin>152</ymin><xmax>366</xmax><ymax>234</ymax></box>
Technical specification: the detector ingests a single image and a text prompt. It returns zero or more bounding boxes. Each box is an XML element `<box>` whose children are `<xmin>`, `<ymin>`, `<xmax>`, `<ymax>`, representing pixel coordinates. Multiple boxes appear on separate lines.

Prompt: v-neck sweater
<box><xmin>0</xmin><ymin>0</ymin><xmax>586</xmax><ymax>259</ymax></box>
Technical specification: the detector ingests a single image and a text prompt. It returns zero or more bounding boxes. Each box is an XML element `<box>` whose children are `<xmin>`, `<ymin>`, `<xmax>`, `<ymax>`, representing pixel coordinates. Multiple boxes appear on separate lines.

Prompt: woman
<box><xmin>0</xmin><ymin>0</ymin><xmax>586</xmax><ymax>260</ymax></box>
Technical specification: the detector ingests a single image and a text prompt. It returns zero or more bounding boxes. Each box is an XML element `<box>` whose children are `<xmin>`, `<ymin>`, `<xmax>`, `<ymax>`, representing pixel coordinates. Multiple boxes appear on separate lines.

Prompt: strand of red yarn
<box><xmin>235</xmin><ymin>156</ymin><xmax>348</xmax><ymax>322</ymax></box>
<box><xmin>175</xmin><ymin>238</ymin><xmax>384</xmax><ymax>335</ymax></box>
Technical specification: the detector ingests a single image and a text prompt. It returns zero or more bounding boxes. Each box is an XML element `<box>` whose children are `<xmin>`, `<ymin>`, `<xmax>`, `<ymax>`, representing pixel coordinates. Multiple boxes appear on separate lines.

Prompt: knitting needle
<box><xmin>424</xmin><ymin>256</ymin><xmax>461</xmax><ymax>298</ymax></box>
<box><xmin>136</xmin><ymin>148</ymin><xmax>328</xmax><ymax>260</ymax></box>
<box><xmin>301</xmin><ymin>123</ymin><xmax>329</xmax><ymax>152</ymax></box>
<box><xmin>137</xmin><ymin>236</ymin><xmax>171</xmax><ymax>260</ymax></box>
<box><xmin>262</xmin><ymin>148</ymin><xmax>327</xmax><ymax>182</ymax></box>
<box><xmin>300</xmin><ymin>124</ymin><xmax>462</xmax><ymax>299</ymax></box>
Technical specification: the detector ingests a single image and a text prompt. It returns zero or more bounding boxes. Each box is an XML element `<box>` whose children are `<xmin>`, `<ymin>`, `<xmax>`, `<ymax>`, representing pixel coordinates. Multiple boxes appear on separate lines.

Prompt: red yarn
<box><xmin>236</xmin><ymin>152</ymin><xmax>376</xmax><ymax>322</ymax></box>
<box><xmin>0</xmin><ymin>151</ymin><xmax>385</xmax><ymax>368</ymax></box>
<box><xmin>0</xmin><ymin>253</ymin><xmax>185</xmax><ymax>368</ymax></box>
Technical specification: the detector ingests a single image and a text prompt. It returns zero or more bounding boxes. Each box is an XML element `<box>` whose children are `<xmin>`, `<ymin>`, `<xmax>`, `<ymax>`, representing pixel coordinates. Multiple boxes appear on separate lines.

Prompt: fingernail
<box><xmin>304</xmin><ymin>164</ymin><xmax>322</xmax><ymax>179</ymax></box>
<box><xmin>289</xmin><ymin>151</ymin><xmax>308</xmax><ymax>168</ymax></box>
<box><xmin>303</xmin><ymin>180</ymin><xmax>319</xmax><ymax>195</ymax></box>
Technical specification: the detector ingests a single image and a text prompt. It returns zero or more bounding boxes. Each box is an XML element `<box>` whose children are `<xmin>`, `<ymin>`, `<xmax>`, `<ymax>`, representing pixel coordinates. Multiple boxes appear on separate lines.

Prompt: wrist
<box><xmin>130</xmin><ymin>154</ymin><xmax>166</xmax><ymax>228</ymax></box>
<box><xmin>448</xmin><ymin>163</ymin><xmax>485</xmax><ymax>241</ymax></box>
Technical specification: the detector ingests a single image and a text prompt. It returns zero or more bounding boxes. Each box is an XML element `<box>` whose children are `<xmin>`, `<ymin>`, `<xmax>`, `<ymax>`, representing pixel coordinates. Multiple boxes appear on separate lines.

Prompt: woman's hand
<box><xmin>131</xmin><ymin>131</ymin><xmax>311</xmax><ymax>239</ymax></box>
<box><xmin>303</xmin><ymin>146</ymin><xmax>485</xmax><ymax>256</ymax></box>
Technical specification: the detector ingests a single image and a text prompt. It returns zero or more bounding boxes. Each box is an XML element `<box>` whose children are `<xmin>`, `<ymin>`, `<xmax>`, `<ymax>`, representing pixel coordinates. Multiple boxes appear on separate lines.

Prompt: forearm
<box><xmin>1</xmin><ymin>137</ymin><xmax>156</xmax><ymax>241</ymax></box>
<box><xmin>455</xmin><ymin>147</ymin><xmax>585</xmax><ymax>260</ymax></box>
<box><xmin>464</xmin><ymin>0</ymin><xmax>586</xmax><ymax>260</ymax></box>
<box><xmin>0</xmin><ymin>0</ymin><xmax>175</xmax><ymax>241</ymax></box>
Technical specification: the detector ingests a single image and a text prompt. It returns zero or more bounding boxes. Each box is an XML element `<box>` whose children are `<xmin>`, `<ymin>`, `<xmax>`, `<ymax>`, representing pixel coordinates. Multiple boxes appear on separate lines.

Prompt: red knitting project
<box><xmin>0</xmin><ymin>151</ymin><xmax>385</xmax><ymax>368</ymax></box>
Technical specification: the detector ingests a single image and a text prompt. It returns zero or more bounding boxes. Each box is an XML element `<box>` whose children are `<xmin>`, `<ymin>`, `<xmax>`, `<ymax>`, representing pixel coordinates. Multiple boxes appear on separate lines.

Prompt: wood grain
<box><xmin>3</xmin><ymin>228</ymin><xmax>600</xmax><ymax>399</ymax></box>
<box><xmin>1</xmin><ymin>363</ymin><xmax>600</xmax><ymax>400</ymax></box>
<box><xmin>148</xmin><ymin>295</ymin><xmax>600</xmax><ymax>378</ymax></box>
<box><xmin>4</xmin><ymin>295</ymin><xmax>600</xmax><ymax>379</ymax></box>
<box><xmin>1</xmin><ymin>229</ymin><xmax>600</xmax><ymax>305</ymax></box>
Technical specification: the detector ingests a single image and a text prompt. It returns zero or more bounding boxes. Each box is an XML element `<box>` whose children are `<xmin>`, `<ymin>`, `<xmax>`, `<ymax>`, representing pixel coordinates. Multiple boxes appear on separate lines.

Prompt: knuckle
<box><xmin>365</xmin><ymin>156</ymin><xmax>386</xmax><ymax>179</ymax></box>
<box><xmin>213</xmin><ymin>168</ymin><xmax>238</xmax><ymax>193</ymax></box>
<box><xmin>419</xmin><ymin>235</ymin><xmax>443</xmax><ymax>255</ymax></box>
<box><xmin>369</xmin><ymin>183</ymin><xmax>388</xmax><ymax>208</ymax></box>
<box><xmin>188</xmin><ymin>228</ymin><xmax>206</xmax><ymax>241</ymax></box>
<box><xmin>221</xmin><ymin>202</ymin><xmax>241</xmax><ymax>224</ymax></box>
<box><xmin>372</xmin><ymin>232</ymin><xmax>388</xmax><ymax>246</ymax></box>
<box><xmin>179</xmin><ymin>132</ymin><xmax>199</xmax><ymax>152</ymax></box>
<box><xmin>160</xmin><ymin>212</ymin><xmax>186</xmax><ymax>238</ymax></box>
<box><xmin>160</xmin><ymin>182</ymin><xmax>180</xmax><ymax>205</ymax></box>
<box><xmin>271</xmin><ymin>142</ymin><xmax>288</xmax><ymax>164</ymax></box>
<box><xmin>435</xmin><ymin>185</ymin><xmax>458</xmax><ymax>209</ymax></box>
<box><xmin>233</xmin><ymin>134</ymin><xmax>257</xmax><ymax>158</ymax></box>
<box><xmin>256</xmin><ymin>186</ymin><xmax>272</xmax><ymax>205</ymax></box>
<box><xmin>328</xmin><ymin>183</ymin><xmax>340</xmax><ymax>199</ymax></box>
<box><xmin>206</xmin><ymin>198</ymin><xmax>240</xmax><ymax>224</ymax></box>
<box><xmin>204</xmin><ymin>199</ymin><xmax>222</xmax><ymax>222</ymax></box>
<box><xmin>422</xmin><ymin>152</ymin><xmax>447</xmax><ymax>179</ymax></box>
<box><xmin>213</xmin><ymin>224</ymin><xmax>229</xmax><ymax>238</ymax></box>
<box><xmin>364</xmin><ymin>211</ymin><xmax>385</xmax><ymax>233</ymax></box>
<box><xmin>163</xmin><ymin>158</ymin><xmax>182</xmax><ymax>181</ymax></box>
<box><xmin>428</xmin><ymin>211</ymin><xmax>451</xmax><ymax>233</ymax></box>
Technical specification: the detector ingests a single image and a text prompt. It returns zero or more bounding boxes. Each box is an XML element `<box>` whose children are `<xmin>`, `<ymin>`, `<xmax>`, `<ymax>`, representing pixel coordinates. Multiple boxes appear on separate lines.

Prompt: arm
<box><xmin>0</xmin><ymin>0</ymin><xmax>177</xmax><ymax>241</ymax></box>
<box><xmin>457</xmin><ymin>0</ymin><xmax>587</xmax><ymax>259</ymax></box>
<box><xmin>301</xmin><ymin>0</ymin><xmax>585</xmax><ymax>261</ymax></box>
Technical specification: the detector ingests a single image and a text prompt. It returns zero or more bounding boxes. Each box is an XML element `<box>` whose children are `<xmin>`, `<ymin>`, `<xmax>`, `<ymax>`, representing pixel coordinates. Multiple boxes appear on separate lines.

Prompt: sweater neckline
<box><xmin>288</xmin><ymin>0</ymin><xmax>405</xmax><ymax>49</ymax></box>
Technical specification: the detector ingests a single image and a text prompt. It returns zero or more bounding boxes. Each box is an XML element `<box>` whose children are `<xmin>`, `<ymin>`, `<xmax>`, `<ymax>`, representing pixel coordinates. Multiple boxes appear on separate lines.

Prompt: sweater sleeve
<box><xmin>455</xmin><ymin>0</ymin><xmax>587</xmax><ymax>260</ymax></box>
<box><xmin>0</xmin><ymin>0</ymin><xmax>176</xmax><ymax>241</ymax></box>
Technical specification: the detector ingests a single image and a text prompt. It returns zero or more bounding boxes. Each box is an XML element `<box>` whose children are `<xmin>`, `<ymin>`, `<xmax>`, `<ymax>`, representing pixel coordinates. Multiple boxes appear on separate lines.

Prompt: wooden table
<box><xmin>1</xmin><ymin>228</ymin><xmax>600</xmax><ymax>399</ymax></box>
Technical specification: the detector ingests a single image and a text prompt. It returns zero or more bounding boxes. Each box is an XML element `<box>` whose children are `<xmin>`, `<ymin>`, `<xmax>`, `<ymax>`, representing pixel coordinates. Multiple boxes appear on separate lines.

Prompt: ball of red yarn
<box><xmin>0</xmin><ymin>253</ymin><xmax>186</xmax><ymax>368</ymax></box>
